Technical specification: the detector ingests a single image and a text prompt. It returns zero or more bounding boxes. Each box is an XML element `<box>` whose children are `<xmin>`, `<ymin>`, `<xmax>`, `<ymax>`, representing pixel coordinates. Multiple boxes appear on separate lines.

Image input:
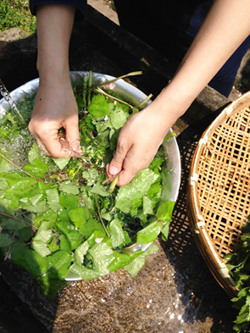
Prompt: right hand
<box><xmin>106</xmin><ymin>102</ymin><xmax>173</xmax><ymax>186</ymax></box>
<box><xmin>28</xmin><ymin>78</ymin><xmax>81</xmax><ymax>158</ymax></box>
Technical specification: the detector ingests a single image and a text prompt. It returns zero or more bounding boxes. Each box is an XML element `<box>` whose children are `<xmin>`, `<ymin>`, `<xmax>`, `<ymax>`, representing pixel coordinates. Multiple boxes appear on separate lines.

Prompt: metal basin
<box><xmin>0</xmin><ymin>71</ymin><xmax>181</xmax><ymax>281</ymax></box>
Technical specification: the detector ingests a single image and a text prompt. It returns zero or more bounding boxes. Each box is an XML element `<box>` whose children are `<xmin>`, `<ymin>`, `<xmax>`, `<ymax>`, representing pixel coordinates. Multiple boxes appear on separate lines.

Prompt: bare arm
<box><xmin>107</xmin><ymin>0</ymin><xmax>250</xmax><ymax>186</ymax></box>
<box><xmin>28</xmin><ymin>4</ymin><xmax>81</xmax><ymax>157</ymax></box>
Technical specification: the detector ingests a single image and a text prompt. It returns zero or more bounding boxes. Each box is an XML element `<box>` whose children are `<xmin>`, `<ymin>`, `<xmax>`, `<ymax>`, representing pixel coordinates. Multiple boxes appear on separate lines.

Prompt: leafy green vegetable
<box><xmin>225</xmin><ymin>216</ymin><xmax>250</xmax><ymax>332</ymax></box>
<box><xmin>0</xmin><ymin>72</ymin><xmax>176</xmax><ymax>299</ymax></box>
<box><xmin>110</xmin><ymin>218</ymin><xmax>125</xmax><ymax>248</ymax></box>
<box><xmin>136</xmin><ymin>221</ymin><xmax>160</xmax><ymax>244</ymax></box>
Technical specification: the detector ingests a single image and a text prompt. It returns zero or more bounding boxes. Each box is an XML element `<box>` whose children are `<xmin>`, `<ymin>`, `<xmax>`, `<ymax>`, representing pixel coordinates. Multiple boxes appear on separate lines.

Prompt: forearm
<box><xmin>36</xmin><ymin>4</ymin><xmax>75</xmax><ymax>85</ymax></box>
<box><xmin>29</xmin><ymin>4</ymin><xmax>80</xmax><ymax>158</ymax></box>
<box><xmin>154</xmin><ymin>0</ymin><xmax>250</xmax><ymax>125</ymax></box>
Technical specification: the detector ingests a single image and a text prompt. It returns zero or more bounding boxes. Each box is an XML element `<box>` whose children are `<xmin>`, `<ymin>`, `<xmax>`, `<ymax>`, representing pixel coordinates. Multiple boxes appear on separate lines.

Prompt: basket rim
<box><xmin>187</xmin><ymin>90</ymin><xmax>250</xmax><ymax>298</ymax></box>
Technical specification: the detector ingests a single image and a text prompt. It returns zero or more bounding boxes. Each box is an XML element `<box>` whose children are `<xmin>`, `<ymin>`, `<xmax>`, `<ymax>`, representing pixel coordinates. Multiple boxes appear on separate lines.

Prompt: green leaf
<box><xmin>0</xmin><ymin>177</ymin><xmax>9</xmax><ymax>191</ymax></box>
<box><xmin>32</xmin><ymin>239</ymin><xmax>51</xmax><ymax>257</ymax></box>
<box><xmin>46</xmin><ymin>250</ymin><xmax>72</xmax><ymax>278</ymax></box>
<box><xmin>56</xmin><ymin>221</ymin><xmax>83</xmax><ymax>250</ymax></box>
<box><xmin>85</xmin><ymin>230</ymin><xmax>107</xmax><ymax>248</ymax></box>
<box><xmin>29</xmin><ymin>193</ymin><xmax>44</xmax><ymax>206</ymax></box>
<box><xmin>82</xmin><ymin>168</ymin><xmax>99</xmax><ymax>186</ymax></box>
<box><xmin>110</xmin><ymin>107</ymin><xmax>128</xmax><ymax>130</ymax></box>
<box><xmin>24</xmin><ymin>158</ymin><xmax>48</xmax><ymax>178</ymax></box>
<box><xmin>110</xmin><ymin>218</ymin><xmax>125</xmax><ymax>248</ymax></box>
<box><xmin>124</xmin><ymin>253</ymin><xmax>146</xmax><ymax>278</ymax></box>
<box><xmin>0</xmin><ymin>155</ymin><xmax>14</xmax><ymax>173</ymax></box>
<box><xmin>46</xmin><ymin>188</ymin><xmax>62</xmax><ymax>212</ymax></box>
<box><xmin>136</xmin><ymin>221</ymin><xmax>160</xmax><ymax>244</ymax></box>
<box><xmin>38</xmin><ymin>274</ymin><xmax>68</xmax><ymax>299</ymax></box>
<box><xmin>87</xmin><ymin>94</ymin><xmax>110</xmax><ymax>117</ymax></box>
<box><xmin>53</xmin><ymin>158</ymin><xmax>70</xmax><ymax>170</ymax></box>
<box><xmin>116</xmin><ymin>169</ymin><xmax>159</xmax><ymax>213</ymax></box>
<box><xmin>47</xmin><ymin>236</ymin><xmax>60</xmax><ymax>253</ymax></box>
<box><xmin>59</xmin><ymin>192</ymin><xmax>79</xmax><ymax>209</ymax></box>
<box><xmin>108</xmin><ymin>251</ymin><xmax>142</xmax><ymax>273</ymax></box>
<box><xmin>34</xmin><ymin>209</ymin><xmax>57</xmax><ymax>228</ymax></box>
<box><xmin>90</xmin><ymin>183</ymin><xmax>111</xmax><ymax>197</ymax></box>
<box><xmin>234</xmin><ymin>297</ymin><xmax>250</xmax><ymax>324</ymax></box>
<box><xmin>143</xmin><ymin>196</ymin><xmax>153</xmax><ymax>215</ymax></box>
<box><xmin>0</xmin><ymin>233</ymin><xmax>12</xmax><ymax>247</ymax></box>
<box><xmin>31</xmin><ymin>222</ymin><xmax>52</xmax><ymax>257</ymax></box>
<box><xmin>161</xmin><ymin>222</ymin><xmax>170</xmax><ymax>241</ymax></box>
<box><xmin>88</xmin><ymin>242</ymin><xmax>114</xmax><ymax>274</ymax></box>
<box><xmin>0</xmin><ymin>217</ymin><xmax>26</xmax><ymax>230</ymax></box>
<box><xmin>144</xmin><ymin>243</ymin><xmax>159</xmax><ymax>256</ymax></box>
<box><xmin>75</xmin><ymin>241</ymin><xmax>90</xmax><ymax>265</ymax></box>
<box><xmin>68</xmin><ymin>207</ymin><xmax>88</xmax><ymax>229</ymax></box>
<box><xmin>59</xmin><ymin>181</ymin><xmax>79</xmax><ymax>195</ymax></box>
<box><xmin>3</xmin><ymin>173</ymin><xmax>36</xmax><ymax>192</ymax></box>
<box><xmin>28</xmin><ymin>142</ymin><xmax>41</xmax><ymax>163</ymax></box>
<box><xmin>20</xmin><ymin>199</ymin><xmax>47</xmax><ymax>213</ymax></box>
<box><xmin>69</xmin><ymin>263</ymin><xmax>101</xmax><ymax>280</ymax></box>
<box><xmin>17</xmin><ymin>227</ymin><xmax>33</xmax><ymax>242</ymax></box>
<box><xmin>0</xmin><ymin>173</ymin><xmax>36</xmax><ymax>209</ymax></box>
<box><xmin>156</xmin><ymin>200</ymin><xmax>175</xmax><ymax>222</ymax></box>
<box><xmin>79</xmin><ymin>218</ymin><xmax>106</xmax><ymax>239</ymax></box>
<box><xmin>11</xmin><ymin>246</ymin><xmax>48</xmax><ymax>279</ymax></box>
<box><xmin>59</xmin><ymin>235</ymin><xmax>72</xmax><ymax>254</ymax></box>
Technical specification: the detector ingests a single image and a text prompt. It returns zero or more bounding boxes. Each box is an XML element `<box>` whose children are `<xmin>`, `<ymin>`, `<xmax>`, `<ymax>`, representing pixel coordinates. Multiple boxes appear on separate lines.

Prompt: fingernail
<box><xmin>74</xmin><ymin>146</ymin><xmax>82</xmax><ymax>154</ymax></box>
<box><xmin>109</xmin><ymin>165</ymin><xmax>119</xmax><ymax>175</ymax></box>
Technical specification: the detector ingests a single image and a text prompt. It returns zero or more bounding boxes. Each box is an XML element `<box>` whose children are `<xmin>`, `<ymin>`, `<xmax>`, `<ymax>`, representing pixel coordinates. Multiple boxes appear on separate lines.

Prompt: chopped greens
<box><xmin>225</xmin><ymin>216</ymin><xmax>250</xmax><ymax>333</ymax></box>
<box><xmin>0</xmin><ymin>72</ymin><xmax>176</xmax><ymax>299</ymax></box>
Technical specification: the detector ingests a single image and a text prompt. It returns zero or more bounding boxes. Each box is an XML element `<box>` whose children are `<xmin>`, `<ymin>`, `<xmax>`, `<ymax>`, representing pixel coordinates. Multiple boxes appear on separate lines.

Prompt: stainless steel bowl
<box><xmin>0</xmin><ymin>71</ymin><xmax>181</xmax><ymax>281</ymax></box>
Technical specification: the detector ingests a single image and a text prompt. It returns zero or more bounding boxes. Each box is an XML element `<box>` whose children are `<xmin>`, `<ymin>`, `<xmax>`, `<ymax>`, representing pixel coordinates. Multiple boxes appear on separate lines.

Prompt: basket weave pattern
<box><xmin>187</xmin><ymin>92</ymin><xmax>250</xmax><ymax>298</ymax></box>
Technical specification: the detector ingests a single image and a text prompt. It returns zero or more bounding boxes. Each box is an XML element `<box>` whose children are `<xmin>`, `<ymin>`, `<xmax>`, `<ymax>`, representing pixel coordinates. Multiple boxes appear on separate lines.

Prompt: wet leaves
<box><xmin>0</xmin><ymin>73</ymin><xmax>176</xmax><ymax>299</ymax></box>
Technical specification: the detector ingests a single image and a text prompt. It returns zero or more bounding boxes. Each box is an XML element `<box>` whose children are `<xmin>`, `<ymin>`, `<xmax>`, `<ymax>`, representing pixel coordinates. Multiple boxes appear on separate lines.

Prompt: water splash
<box><xmin>0</xmin><ymin>78</ymin><xmax>25</xmax><ymax>124</ymax></box>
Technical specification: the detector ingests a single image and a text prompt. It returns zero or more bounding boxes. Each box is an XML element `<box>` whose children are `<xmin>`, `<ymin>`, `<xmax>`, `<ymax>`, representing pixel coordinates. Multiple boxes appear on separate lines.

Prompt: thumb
<box><xmin>107</xmin><ymin>144</ymin><xmax>128</xmax><ymax>176</ymax></box>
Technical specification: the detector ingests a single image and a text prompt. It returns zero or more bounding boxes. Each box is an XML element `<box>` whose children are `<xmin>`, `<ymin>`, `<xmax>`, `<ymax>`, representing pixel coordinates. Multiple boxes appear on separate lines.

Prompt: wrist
<box><xmin>150</xmin><ymin>82</ymin><xmax>193</xmax><ymax>125</ymax></box>
<box><xmin>37</xmin><ymin>60</ymin><xmax>71</xmax><ymax>86</ymax></box>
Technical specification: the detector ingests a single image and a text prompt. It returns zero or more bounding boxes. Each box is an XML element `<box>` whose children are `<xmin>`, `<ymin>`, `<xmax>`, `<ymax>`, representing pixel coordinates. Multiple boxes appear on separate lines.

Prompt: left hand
<box><xmin>28</xmin><ymin>78</ymin><xmax>81</xmax><ymax>158</ymax></box>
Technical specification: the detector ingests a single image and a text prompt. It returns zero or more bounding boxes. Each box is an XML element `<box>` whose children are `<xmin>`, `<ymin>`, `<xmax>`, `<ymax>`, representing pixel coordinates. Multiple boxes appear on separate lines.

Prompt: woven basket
<box><xmin>187</xmin><ymin>91</ymin><xmax>250</xmax><ymax>299</ymax></box>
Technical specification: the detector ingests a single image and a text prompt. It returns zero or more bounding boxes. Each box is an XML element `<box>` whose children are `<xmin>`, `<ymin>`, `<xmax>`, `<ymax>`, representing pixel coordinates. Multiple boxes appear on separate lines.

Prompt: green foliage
<box><xmin>225</xmin><ymin>216</ymin><xmax>250</xmax><ymax>332</ymax></box>
<box><xmin>0</xmin><ymin>72</ymin><xmax>176</xmax><ymax>299</ymax></box>
<box><xmin>0</xmin><ymin>0</ymin><xmax>36</xmax><ymax>34</ymax></box>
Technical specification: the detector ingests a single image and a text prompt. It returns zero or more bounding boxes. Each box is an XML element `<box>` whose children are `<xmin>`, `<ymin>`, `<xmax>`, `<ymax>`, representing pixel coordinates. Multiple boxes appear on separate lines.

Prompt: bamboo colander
<box><xmin>187</xmin><ymin>91</ymin><xmax>250</xmax><ymax>299</ymax></box>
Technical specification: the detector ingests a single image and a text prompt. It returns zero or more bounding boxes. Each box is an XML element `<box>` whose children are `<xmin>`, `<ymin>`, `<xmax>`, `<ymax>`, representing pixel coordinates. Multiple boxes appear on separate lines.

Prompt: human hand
<box><xmin>106</xmin><ymin>103</ymin><xmax>172</xmax><ymax>186</ymax></box>
<box><xmin>28</xmin><ymin>79</ymin><xmax>81</xmax><ymax>158</ymax></box>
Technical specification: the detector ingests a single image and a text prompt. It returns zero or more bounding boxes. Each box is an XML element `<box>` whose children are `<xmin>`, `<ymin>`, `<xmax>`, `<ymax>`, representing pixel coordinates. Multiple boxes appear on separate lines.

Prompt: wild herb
<box><xmin>0</xmin><ymin>72</ymin><xmax>175</xmax><ymax>299</ymax></box>
<box><xmin>225</xmin><ymin>216</ymin><xmax>250</xmax><ymax>333</ymax></box>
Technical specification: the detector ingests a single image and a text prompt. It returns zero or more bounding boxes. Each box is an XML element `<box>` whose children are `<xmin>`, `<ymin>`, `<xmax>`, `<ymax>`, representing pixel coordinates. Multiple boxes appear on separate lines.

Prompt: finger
<box><xmin>35</xmin><ymin>137</ymin><xmax>51</xmax><ymax>156</ymax></box>
<box><xmin>64</xmin><ymin>117</ymin><xmax>82</xmax><ymax>156</ymax></box>
<box><xmin>43</xmin><ymin>137</ymin><xmax>70</xmax><ymax>158</ymax></box>
<box><xmin>36</xmin><ymin>126</ymin><xmax>71</xmax><ymax>158</ymax></box>
<box><xmin>116</xmin><ymin>145</ymin><xmax>157</xmax><ymax>186</ymax></box>
<box><xmin>108</xmin><ymin>139</ymin><xmax>130</xmax><ymax>176</ymax></box>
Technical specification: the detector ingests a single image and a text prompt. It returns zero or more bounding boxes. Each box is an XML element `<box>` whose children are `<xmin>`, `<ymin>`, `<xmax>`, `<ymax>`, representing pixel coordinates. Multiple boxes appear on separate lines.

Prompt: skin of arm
<box><xmin>107</xmin><ymin>0</ymin><xmax>250</xmax><ymax>186</ymax></box>
<box><xmin>28</xmin><ymin>4</ymin><xmax>81</xmax><ymax>158</ymax></box>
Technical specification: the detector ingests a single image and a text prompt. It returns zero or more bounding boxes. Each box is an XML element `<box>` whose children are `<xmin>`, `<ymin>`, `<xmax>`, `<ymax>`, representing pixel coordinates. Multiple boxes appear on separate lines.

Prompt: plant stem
<box><xmin>0</xmin><ymin>211</ymin><xmax>38</xmax><ymax>230</ymax></box>
<box><xmin>94</xmin><ymin>87</ymin><xmax>134</xmax><ymax>109</ymax></box>
<box><xmin>90</xmin><ymin>71</ymin><xmax>143</xmax><ymax>89</ymax></box>
<box><xmin>95</xmin><ymin>195</ymin><xmax>110</xmax><ymax>237</ymax></box>
<box><xmin>4</xmin><ymin>230</ymin><xmax>16</xmax><ymax>261</ymax></box>
<box><xmin>134</xmin><ymin>94</ymin><xmax>153</xmax><ymax>109</ymax></box>
<box><xmin>110</xmin><ymin>175</ymin><xmax>119</xmax><ymax>191</ymax></box>
<box><xmin>0</xmin><ymin>152</ymin><xmax>39</xmax><ymax>179</ymax></box>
